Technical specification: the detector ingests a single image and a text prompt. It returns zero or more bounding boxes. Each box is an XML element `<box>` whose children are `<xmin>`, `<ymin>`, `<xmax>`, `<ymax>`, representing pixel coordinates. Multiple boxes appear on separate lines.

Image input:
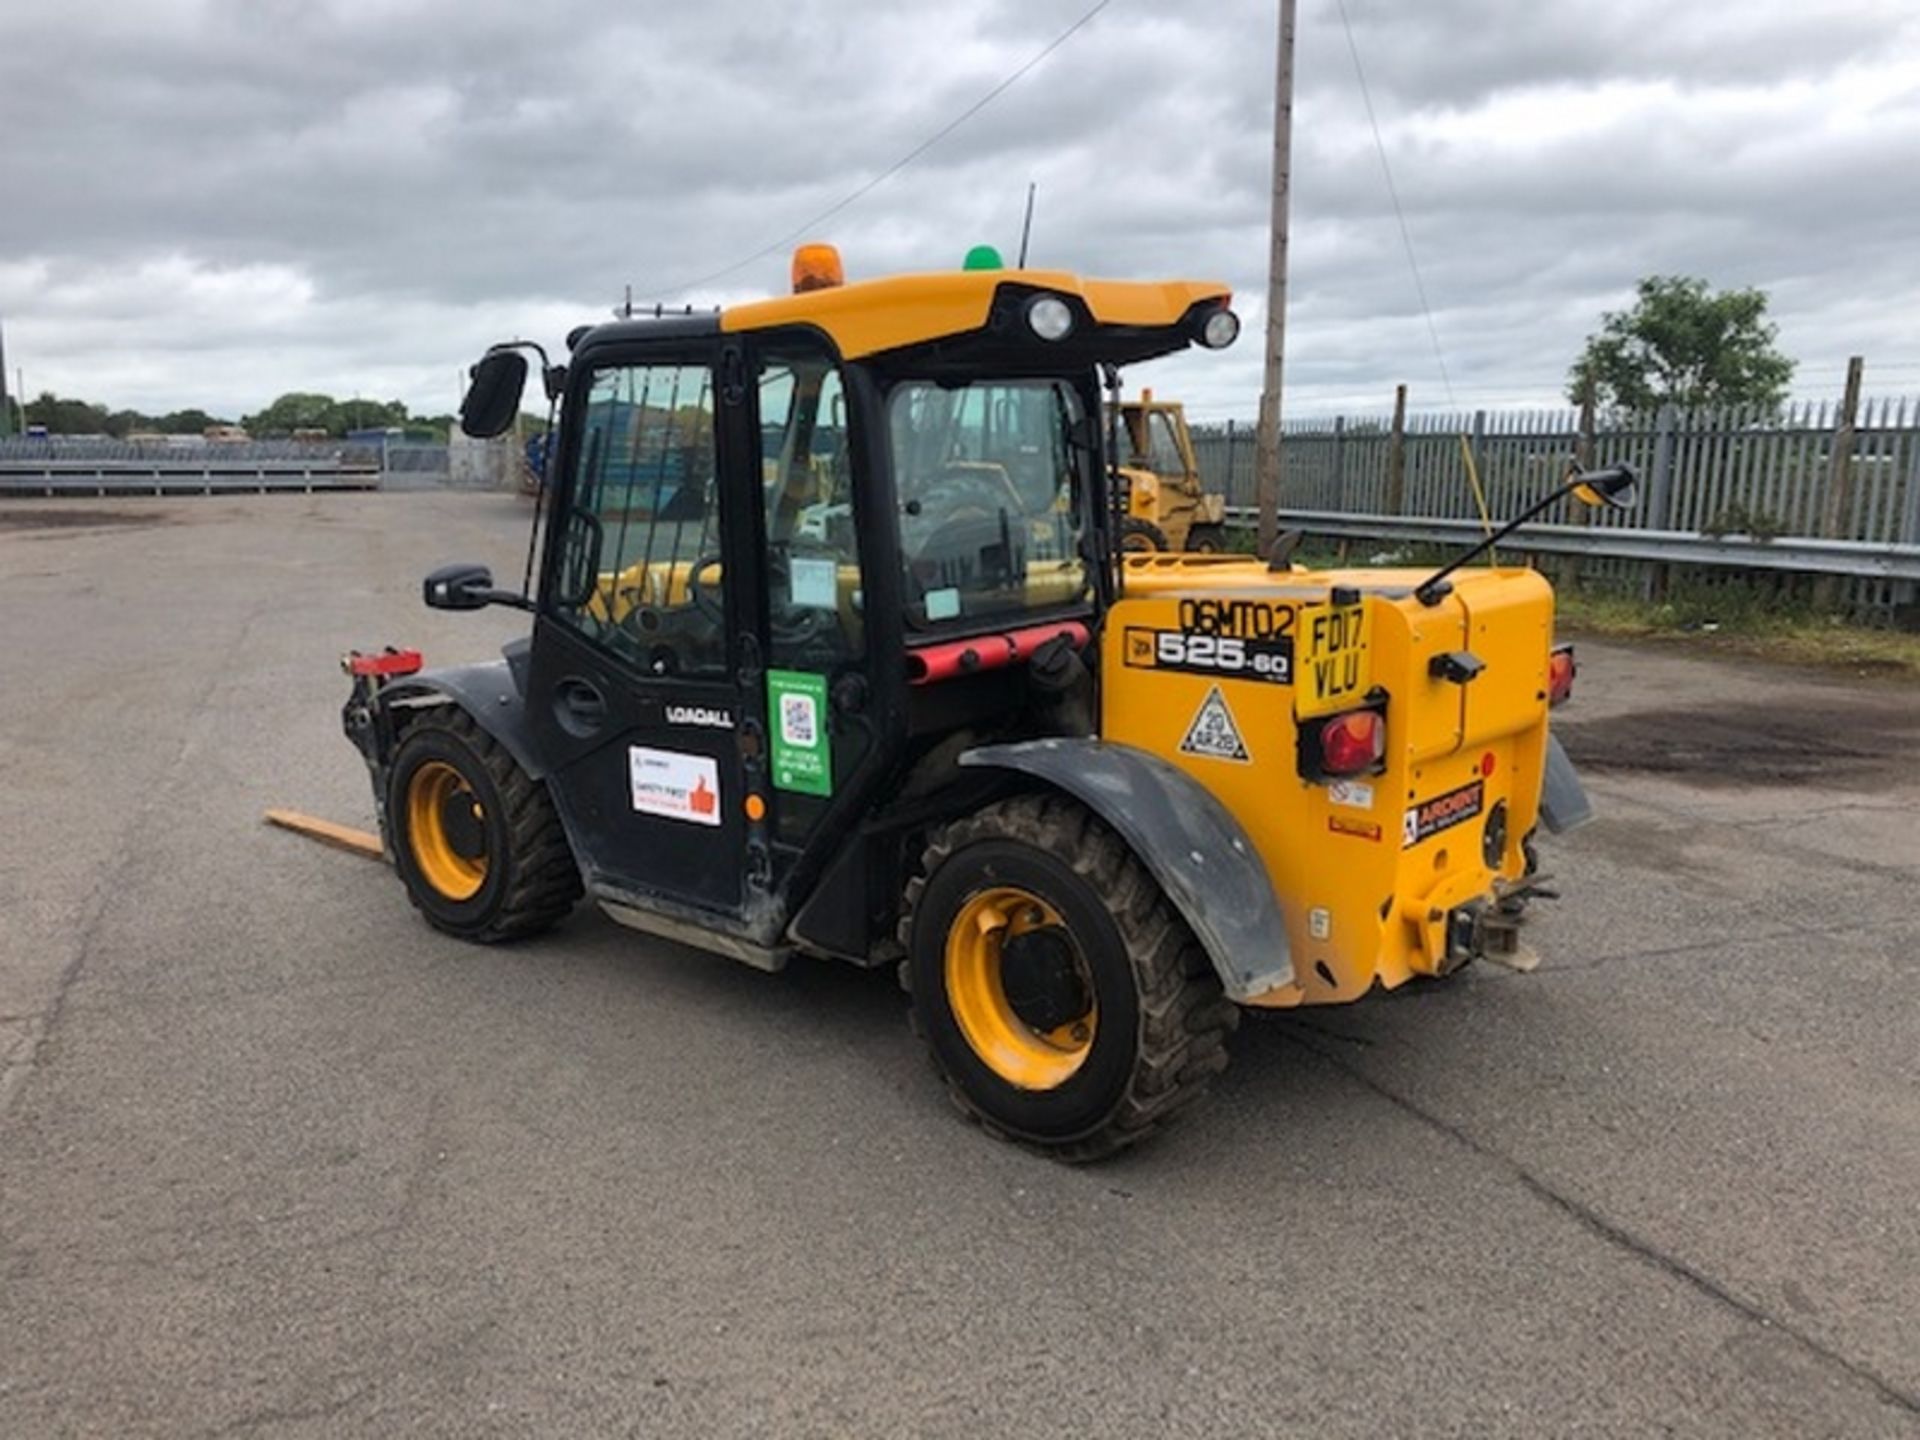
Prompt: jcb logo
<box><xmin>1124</xmin><ymin>628</ymin><xmax>1158</xmax><ymax>666</ymax></box>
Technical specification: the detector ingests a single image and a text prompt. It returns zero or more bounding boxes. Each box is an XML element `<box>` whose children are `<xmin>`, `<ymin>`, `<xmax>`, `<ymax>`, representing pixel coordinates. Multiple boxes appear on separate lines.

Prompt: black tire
<box><xmin>1186</xmin><ymin>522</ymin><xmax>1226</xmax><ymax>553</ymax></box>
<box><xmin>1119</xmin><ymin>517</ymin><xmax>1169</xmax><ymax>553</ymax></box>
<box><xmin>386</xmin><ymin>708</ymin><xmax>582</xmax><ymax>942</ymax></box>
<box><xmin>898</xmin><ymin>794</ymin><xmax>1237</xmax><ymax>1161</ymax></box>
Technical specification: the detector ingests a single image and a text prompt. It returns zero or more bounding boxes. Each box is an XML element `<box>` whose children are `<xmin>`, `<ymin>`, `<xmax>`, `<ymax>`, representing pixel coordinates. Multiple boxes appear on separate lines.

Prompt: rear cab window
<box><xmin>887</xmin><ymin>379</ymin><xmax>1090</xmax><ymax>629</ymax></box>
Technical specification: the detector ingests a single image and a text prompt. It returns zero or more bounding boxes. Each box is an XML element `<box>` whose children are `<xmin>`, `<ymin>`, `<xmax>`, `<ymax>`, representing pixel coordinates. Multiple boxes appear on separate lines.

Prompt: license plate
<box><xmin>1298</xmin><ymin>600</ymin><xmax>1371</xmax><ymax>717</ymax></box>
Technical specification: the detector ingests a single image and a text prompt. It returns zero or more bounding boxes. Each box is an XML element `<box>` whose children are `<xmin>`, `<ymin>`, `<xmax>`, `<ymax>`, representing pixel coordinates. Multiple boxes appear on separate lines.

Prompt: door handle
<box><xmin>555</xmin><ymin>677</ymin><xmax>607</xmax><ymax>736</ymax></box>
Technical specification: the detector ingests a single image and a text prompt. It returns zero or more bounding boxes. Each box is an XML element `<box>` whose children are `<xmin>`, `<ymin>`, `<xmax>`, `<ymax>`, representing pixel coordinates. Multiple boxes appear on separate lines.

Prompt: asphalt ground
<box><xmin>2</xmin><ymin>492</ymin><xmax>1917</xmax><ymax>1438</ymax></box>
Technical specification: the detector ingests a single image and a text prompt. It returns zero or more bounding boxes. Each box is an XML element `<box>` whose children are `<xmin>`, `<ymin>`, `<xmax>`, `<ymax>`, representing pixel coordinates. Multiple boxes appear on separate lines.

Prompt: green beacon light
<box><xmin>962</xmin><ymin>244</ymin><xmax>1005</xmax><ymax>272</ymax></box>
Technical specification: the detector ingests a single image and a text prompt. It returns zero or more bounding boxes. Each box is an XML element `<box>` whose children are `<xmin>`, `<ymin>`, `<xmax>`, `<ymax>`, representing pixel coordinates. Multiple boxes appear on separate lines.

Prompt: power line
<box><xmin>1334</xmin><ymin>0</ymin><xmax>1456</xmax><ymax>407</ymax></box>
<box><xmin>638</xmin><ymin>0</ymin><xmax>1120</xmax><ymax>303</ymax></box>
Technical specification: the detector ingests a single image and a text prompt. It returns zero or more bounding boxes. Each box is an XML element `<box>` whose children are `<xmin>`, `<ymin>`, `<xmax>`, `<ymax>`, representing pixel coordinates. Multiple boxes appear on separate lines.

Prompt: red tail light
<box><xmin>1548</xmin><ymin>644</ymin><xmax>1575</xmax><ymax>706</ymax></box>
<box><xmin>1316</xmin><ymin>708</ymin><xmax>1386</xmax><ymax>776</ymax></box>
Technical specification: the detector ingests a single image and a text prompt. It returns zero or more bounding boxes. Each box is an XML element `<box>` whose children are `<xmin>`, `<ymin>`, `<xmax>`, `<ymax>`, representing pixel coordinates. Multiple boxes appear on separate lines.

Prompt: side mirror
<box><xmin>459</xmin><ymin>350</ymin><xmax>528</xmax><ymax>439</ymax></box>
<box><xmin>1569</xmin><ymin>463</ymin><xmax>1638</xmax><ymax>510</ymax></box>
<box><xmin>424</xmin><ymin>562</ymin><xmax>499</xmax><ymax>611</ymax></box>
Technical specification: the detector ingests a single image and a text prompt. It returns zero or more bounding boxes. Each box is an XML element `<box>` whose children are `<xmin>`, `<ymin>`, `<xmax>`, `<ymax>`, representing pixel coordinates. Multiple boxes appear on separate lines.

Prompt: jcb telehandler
<box><xmin>1110</xmin><ymin>390</ymin><xmax>1229</xmax><ymax>553</ymax></box>
<box><xmin>342</xmin><ymin>243</ymin><xmax>1623</xmax><ymax>1159</ymax></box>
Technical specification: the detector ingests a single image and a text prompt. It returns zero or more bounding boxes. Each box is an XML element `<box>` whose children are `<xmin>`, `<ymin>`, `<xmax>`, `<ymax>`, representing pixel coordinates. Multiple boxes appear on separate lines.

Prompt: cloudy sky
<box><xmin>2</xmin><ymin>0</ymin><xmax>1917</xmax><ymax>423</ymax></box>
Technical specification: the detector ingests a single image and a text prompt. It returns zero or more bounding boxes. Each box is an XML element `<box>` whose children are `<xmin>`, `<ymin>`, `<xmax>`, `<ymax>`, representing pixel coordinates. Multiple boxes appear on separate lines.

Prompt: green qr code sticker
<box><xmin>767</xmin><ymin>669</ymin><xmax>832</xmax><ymax>796</ymax></box>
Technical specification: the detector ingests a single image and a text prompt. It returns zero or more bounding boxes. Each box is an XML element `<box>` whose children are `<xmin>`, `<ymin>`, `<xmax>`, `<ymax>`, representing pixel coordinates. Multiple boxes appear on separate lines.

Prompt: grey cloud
<box><xmin>2</xmin><ymin>0</ymin><xmax>1915</xmax><ymax>422</ymax></box>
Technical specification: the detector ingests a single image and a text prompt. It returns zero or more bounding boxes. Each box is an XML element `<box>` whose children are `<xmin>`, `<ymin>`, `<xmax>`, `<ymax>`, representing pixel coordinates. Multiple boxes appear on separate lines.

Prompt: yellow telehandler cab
<box><xmin>341</xmin><ymin>243</ymin><xmax>1621</xmax><ymax>1159</ymax></box>
<box><xmin>1109</xmin><ymin>391</ymin><xmax>1229</xmax><ymax>552</ymax></box>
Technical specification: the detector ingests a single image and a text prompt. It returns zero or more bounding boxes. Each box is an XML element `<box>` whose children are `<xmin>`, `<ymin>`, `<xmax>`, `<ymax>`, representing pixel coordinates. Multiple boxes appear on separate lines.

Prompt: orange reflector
<box><xmin>792</xmin><ymin>243</ymin><xmax>844</xmax><ymax>293</ymax></box>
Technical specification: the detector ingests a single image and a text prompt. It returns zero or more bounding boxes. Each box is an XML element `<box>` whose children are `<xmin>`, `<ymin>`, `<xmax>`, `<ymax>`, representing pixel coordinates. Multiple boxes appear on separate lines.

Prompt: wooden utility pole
<box><xmin>1254</xmin><ymin>0</ymin><xmax>1296</xmax><ymax>559</ymax></box>
<box><xmin>1814</xmin><ymin>355</ymin><xmax>1865</xmax><ymax>609</ymax></box>
<box><xmin>1385</xmin><ymin>383</ymin><xmax>1407</xmax><ymax>514</ymax></box>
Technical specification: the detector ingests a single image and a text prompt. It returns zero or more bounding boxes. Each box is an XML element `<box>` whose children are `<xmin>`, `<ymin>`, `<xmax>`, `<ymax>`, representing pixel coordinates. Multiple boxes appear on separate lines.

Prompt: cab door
<box><xmin>527</xmin><ymin>344</ymin><xmax>759</xmax><ymax>915</ymax></box>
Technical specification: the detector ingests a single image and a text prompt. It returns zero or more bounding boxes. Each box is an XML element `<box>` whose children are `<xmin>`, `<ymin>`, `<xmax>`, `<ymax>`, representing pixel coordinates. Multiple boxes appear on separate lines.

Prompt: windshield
<box><xmin>888</xmin><ymin>379</ymin><xmax>1090</xmax><ymax>628</ymax></box>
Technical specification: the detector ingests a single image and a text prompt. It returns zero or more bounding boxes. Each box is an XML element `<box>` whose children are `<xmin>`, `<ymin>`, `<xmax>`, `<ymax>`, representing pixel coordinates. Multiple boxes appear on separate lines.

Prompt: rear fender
<box><xmin>959</xmin><ymin>738</ymin><xmax>1292</xmax><ymax>1001</ymax></box>
<box><xmin>1540</xmin><ymin>732</ymin><xmax>1592</xmax><ymax>833</ymax></box>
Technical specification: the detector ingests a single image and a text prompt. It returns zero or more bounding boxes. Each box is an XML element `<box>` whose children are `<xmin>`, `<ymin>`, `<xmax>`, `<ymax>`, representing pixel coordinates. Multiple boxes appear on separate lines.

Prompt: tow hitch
<box><xmin>1446</xmin><ymin>875</ymin><xmax>1556</xmax><ymax>975</ymax></box>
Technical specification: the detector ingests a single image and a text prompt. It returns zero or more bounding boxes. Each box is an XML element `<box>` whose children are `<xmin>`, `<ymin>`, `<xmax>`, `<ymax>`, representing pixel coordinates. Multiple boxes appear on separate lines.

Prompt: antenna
<box><xmin>1017</xmin><ymin>182</ymin><xmax>1037</xmax><ymax>268</ymax></box>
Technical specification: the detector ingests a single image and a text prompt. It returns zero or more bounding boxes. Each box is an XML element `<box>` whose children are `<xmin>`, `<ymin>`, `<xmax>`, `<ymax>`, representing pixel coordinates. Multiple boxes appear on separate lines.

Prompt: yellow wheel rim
<box><xmin>405</xmin><ymin>760</ymin><xmax>488</xmax><ymax>901</ymax></box>
<box><xmin>944</xmin><ymin>886</ymin><xmax>1096</xmax><ymax>1091</ymax></box>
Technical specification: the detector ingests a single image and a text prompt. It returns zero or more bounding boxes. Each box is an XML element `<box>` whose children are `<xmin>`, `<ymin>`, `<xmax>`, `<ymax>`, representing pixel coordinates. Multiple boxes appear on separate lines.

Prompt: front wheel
<box><xmin>899</xmin><ymin>795</ymin><xmax>1236</xmax><ymax>1161</ymax></box>
<box><xmin>1185</xmin><ymin>522</ymin><xmax>1227</xmax><ymax>553</ymax></box>
<box><xmin>387</xmin><ymin>708</ymin><xmax>582</xmax><ymax>942</ymax></box>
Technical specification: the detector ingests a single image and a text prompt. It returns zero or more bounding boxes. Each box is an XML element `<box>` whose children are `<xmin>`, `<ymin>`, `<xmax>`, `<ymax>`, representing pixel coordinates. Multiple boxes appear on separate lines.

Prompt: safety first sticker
<box><xmin>1402</xmin><ymin>779</ymin><xmax>1484</xmax><ymax>848</ymax></box>
<box><xmin>1179</xmin><ymin>687</ymin><xmax>1251</xmax><ymax>762</ymax></box>
<box><xmin>629</xmin><ymin>746</ymin><xmax>721</xmax><ymax>827</ymax></box>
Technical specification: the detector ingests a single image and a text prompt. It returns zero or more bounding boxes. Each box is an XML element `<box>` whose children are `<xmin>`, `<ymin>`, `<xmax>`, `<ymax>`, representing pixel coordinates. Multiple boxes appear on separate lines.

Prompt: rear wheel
<box><xmin>387</xmin><ymin>708</ymin><xmax>581</xmax><ymax>942</ymax></box>
<box><xmin>1186</xmin><ymin>522</ymin><xmax>1227</xmax><ymax>553</ymax></box>
<box><xmin>899</xmin><ymin>795</ymin><xmax>1236</xmax><ymax>1161</ymax></box>
<box><xmin>1119</xmin><ymin>517</ymin><xmax>1169</xmax><ymax>553</ymax></box>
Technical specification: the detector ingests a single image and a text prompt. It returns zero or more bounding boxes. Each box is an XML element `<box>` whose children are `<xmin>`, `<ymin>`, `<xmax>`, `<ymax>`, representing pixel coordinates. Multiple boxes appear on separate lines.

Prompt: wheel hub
<box><xmin>999</xmin><ymin>927</ymin><xmax>1091</xmax><ymax>1034</ymax></box>
<box><xmin>405</xmin><ymin>760</ymin><xmax>489</xmax><ymax>901</ymax></box>
<box><xmin>942</xmin><ymin>886</ymin><xmax>1097</xmax><ymax>1091</ymax></box>
<box><xmin>439</xmin><ymin>789</ymin><xmax>487</xmax><ymax>859</ymax></box>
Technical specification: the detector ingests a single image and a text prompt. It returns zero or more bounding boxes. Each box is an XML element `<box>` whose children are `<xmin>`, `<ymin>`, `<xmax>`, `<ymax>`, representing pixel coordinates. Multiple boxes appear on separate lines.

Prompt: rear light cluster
<box><xmin>1548</xmin><ymin>643</ymin><xmax>1576</xmax><ymax>706</ymax></box>
<box><xmin>1299</xmin><ymin>704</ymin><xmax>1386</xmax><ymax>780</ymax></box>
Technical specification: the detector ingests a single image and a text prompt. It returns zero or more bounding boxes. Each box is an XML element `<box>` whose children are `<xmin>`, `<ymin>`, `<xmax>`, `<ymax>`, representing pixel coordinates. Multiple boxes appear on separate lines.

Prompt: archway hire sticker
<box><xmin>1402</xmin><ymin>779</ymin><xmax>1484</xmax><ymax>848</ymax></box>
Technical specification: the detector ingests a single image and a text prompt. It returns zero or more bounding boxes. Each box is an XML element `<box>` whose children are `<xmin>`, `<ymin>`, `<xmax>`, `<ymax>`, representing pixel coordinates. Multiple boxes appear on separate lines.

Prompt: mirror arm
<box><xmin>1413</xmin><ymin>480</ymin><xmax>1580</xmax><ymax>607</ymax></box>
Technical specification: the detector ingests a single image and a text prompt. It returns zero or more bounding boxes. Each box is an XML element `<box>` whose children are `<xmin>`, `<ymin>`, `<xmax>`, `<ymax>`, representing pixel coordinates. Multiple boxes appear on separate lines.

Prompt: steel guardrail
<box><xmin>1223</xmin><ymin>508</ymin><xmax>1920</xmax><ymax>582</ymax></box>
<box><xmin>0</xmin><ymin>460</ymin><xmax>381</xmax><ymax>496</ymax></box>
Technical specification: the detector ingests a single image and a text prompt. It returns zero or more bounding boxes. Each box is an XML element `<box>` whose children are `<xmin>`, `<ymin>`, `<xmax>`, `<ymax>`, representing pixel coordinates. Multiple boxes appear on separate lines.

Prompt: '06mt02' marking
<box><xmin>1124</xmin><ymin>627</ymin><xmax>1294</xmax><ymax>684</ymax></box>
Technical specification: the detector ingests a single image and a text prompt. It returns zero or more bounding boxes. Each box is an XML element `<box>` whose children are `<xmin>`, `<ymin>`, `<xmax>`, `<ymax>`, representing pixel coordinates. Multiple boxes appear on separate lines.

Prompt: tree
<box><xmin>23</xmin><ymin>391</ymin><xmax>111</xmax><ymax>435</ymax></box>
<box><xmin>1568</xmin><ymin>276</ymin><xmax>1795</xmax><ymax>413</ymax></box>
<box><xmin>159</xmin><ymin>408</ymin><xmax>226</xmax><ymax>435</ymax></box>
<box><xmin>242</xmin><ymin>392</ymin><xmax>339</xmax><ymax>436</ymax></box>
<box><xmin>240</xmin><ymin>393</ymin><xmax>412</xmax><ymax>437</ymax></box>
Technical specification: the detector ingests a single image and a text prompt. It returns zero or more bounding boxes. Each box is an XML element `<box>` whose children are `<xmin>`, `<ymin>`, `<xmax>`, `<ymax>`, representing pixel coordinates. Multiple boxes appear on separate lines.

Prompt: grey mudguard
<box><xmin>960</xmin><ymin>738</ymin><xmax>1292</xmax><ymax>1001</ymax></box>
<box><xmin>1540</xmin><ymin>732</ymin><xmax>1593</xmax><ymax>833</ymax></box>
<box><xmin>386</xmin><ymin>660</ymin><xmax>545</xmax><ymax>778</ymax></box>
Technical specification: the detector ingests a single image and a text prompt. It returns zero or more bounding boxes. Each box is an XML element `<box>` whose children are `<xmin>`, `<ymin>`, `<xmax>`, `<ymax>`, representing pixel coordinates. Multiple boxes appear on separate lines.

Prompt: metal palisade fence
<box><xmin>1193</xmin><ymin>396</ymin><xmax>1920</xmax><ymax>619</ymax></box>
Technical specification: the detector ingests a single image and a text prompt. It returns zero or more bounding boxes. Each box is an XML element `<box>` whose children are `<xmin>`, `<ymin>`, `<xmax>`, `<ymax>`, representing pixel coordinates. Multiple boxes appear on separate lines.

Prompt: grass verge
<box><xmin>1554</xmin><ymin>588</ymin><xmax>1920</xmax><ymax>679</ymax></box>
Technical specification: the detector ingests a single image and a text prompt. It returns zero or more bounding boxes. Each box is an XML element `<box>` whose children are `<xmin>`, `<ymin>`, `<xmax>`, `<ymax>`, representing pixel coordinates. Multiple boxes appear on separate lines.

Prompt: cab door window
<box><xmin>553</xmin><ymin>363</ymin><xmax>727</xmax><ymax>678</ymax></box>
<box><xmin>759</xmin><ymin>348</ymin><xmax>860</xmax><ymax>661</ymax></box>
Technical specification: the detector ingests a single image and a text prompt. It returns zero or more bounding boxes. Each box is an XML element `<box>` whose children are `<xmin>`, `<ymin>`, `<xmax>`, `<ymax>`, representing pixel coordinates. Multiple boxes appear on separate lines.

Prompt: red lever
<box><xmin>346</xmin><ymin>648</ymin><xmax>424</xmax><ymax>678</ymax></box>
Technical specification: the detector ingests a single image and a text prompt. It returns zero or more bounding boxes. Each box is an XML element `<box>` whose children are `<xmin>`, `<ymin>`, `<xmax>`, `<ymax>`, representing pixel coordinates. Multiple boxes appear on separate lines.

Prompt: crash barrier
<box><xmin>0</xmin><ymin>458</ymin><xmax>381</xmax><ymax>496</ymax></box>
<box><xmin>0</xmin><ymin>437</ymin><xmax>437</xmax><ymax>495</ymax></box>
<box><xmin>1199</xmin><ymin>395</ymin><xmax>1920</xmax><ymax>619</ymax></box>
